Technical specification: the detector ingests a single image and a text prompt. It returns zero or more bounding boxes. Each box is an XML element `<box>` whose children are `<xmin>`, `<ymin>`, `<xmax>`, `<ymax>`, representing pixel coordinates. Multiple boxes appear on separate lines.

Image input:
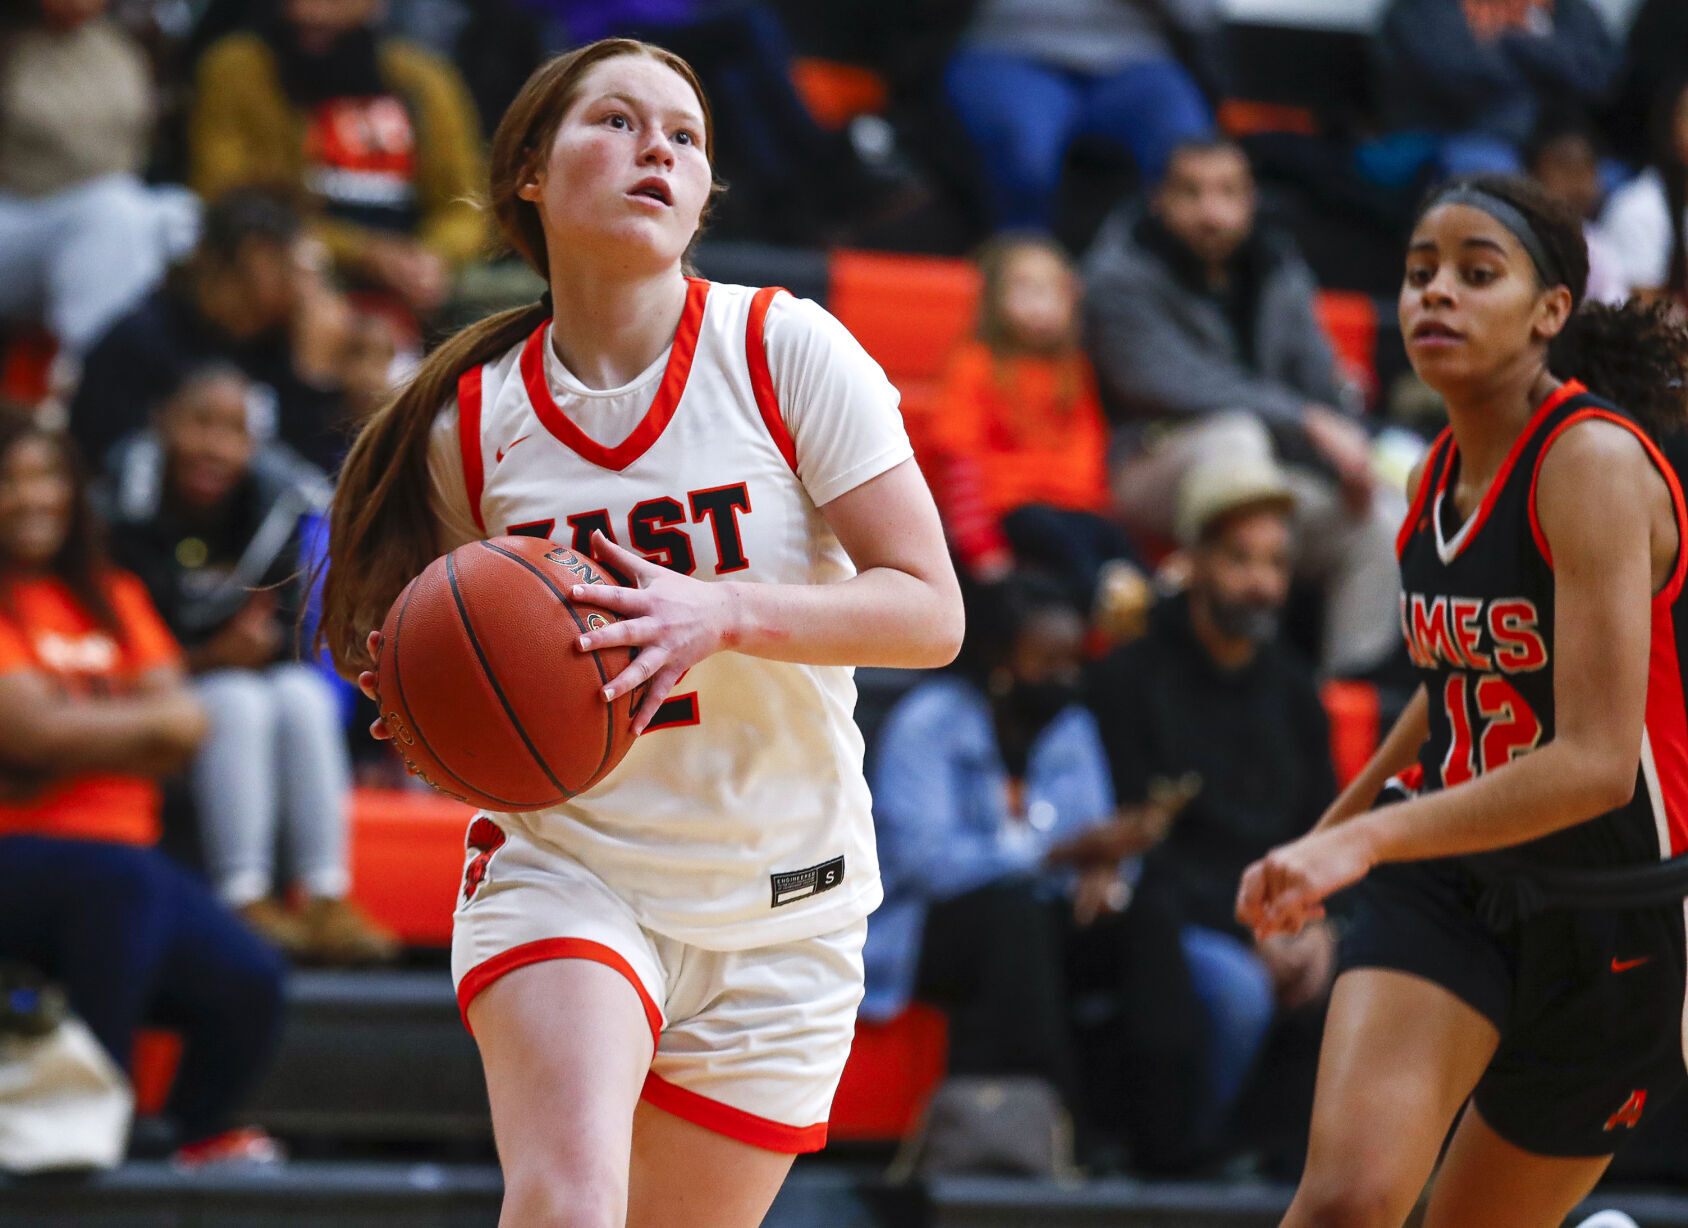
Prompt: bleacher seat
<box><xmin>1313</xmin><ymin>289</ymin><xmax>1380</xmax><ymax>409</ymax></box>
<box><xmin>825</xmin><ymin>250</ymin><xmax>979</xmax><ymax>463</ymax></box>
<box><xmin>348</xmin><ymin>788</ymin><xmax>472</xmax><ymax>949</ymax></box>
<box><xmin>1319</xmin><ymin>679</ymin><xmax>1381</xmax><ymax>791</ymax></box>
<box><xmin>790</xmin><ymin>57</ymin><xmax>888</xmax><ymax>130</ymax></box>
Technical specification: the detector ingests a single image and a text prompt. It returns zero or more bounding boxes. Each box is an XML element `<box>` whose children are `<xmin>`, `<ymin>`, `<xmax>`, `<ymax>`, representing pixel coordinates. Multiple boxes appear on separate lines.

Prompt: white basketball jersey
<box><xmin>425</xmin><ymin>279</ymin><xmax>913</xmax><ymax>949</ymax></box>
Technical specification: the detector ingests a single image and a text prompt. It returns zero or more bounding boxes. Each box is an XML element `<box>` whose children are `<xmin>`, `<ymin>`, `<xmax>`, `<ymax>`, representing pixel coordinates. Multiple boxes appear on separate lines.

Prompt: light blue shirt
<box><xmin>861</xmin><ymin>676</ymin><xmax>1116</xmax><ymax>1020</ymax></box>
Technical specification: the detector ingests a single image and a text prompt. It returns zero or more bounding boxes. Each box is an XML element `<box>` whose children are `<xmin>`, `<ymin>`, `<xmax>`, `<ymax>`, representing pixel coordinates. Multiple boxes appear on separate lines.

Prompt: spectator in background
<box><xmin>1371</xmin><ymin>0</ymin><xmax>1618</xmax><ymax>179</ymax></box>
<box><xmin>1599</xmin><ymin>77</ymin><xmax>1688</xmax><ymax>304</ymax></box>
<box><xmin>0</xmin><ymin>412</ymin><xmax>285</xmax><ymax>1166</ymax></box>
<box><xmin>864</xmin><ymin>572</ymin><xmax>1198</xmax><ymax>1165</ymax></box>
<box><xmin>102</xmin><ymin>366</ymin><xmax>396</xmax><ymax>965</ymax></box>
<box><xmin>943</xmin><ymin>0</ymin><xmax>1216</xmax><ymax>230</ymax></box>
<box><xmin>1084</xmin><ymin>137</ymin><xmax>1404</xmax><ymax>678</ymax></box>
<box><xmin>0</xmin><ymin>0</ymin><xmax>198</xmax><ymax>359</ymax></box>
<box><xmin>1523</xmin><ymin>113</ymin><xmax>1628</xmax><ymax>304</ymax></box>
<box><xmin>1088</xmin><ymin>456</ymin><xmax>1335</xmax><ymax>1174</ymax></box>
<box><xmin>1598</xmin><ymin>0</ymin><xmax>1688</xmax><ymax>166</ymax></box>
<box><xmin>518</xmin><ymin>1</ymin><xmax>905</xmax><ymax>245</ymax></box>
<box><xmin>70</xmin><ymin>190</ymin><xmax>355</xmax><ymax>475</ymax></box>
<box><xmin>189</xmin><ymin>0</ymin><xmax>487</xmax><ymax>316</ymax></box>
<box><xmin>927</xmin><ymin>233</ymin><xmax>1134</xmax><ymax>613</ymax></box>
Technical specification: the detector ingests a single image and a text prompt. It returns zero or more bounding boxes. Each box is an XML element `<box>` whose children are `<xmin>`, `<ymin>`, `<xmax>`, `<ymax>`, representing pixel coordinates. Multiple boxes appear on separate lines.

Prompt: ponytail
<box><xmin>319</xmin><ymin>303</ymin><xmax>547</xmax><ymax>673</ymax></box>
<box><xmin>1551</xmin><ymin>298</ymin><xmax>1688</xmax><ymax>439</ymax></box>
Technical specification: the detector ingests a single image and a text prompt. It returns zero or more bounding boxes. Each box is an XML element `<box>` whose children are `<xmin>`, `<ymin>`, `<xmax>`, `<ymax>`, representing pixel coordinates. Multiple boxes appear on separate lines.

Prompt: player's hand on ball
<box><xmin>1237</xmin><ymin>825</ymin><xmax>1377</xmax><ymax>942</ymax></box>
<box><xmin>358</xmin><ymin>630</ymin><xmax>394</xmax><ymax>742</ymax></box>
<box><xmin>573</xmin><ymin>531</ymin><xmax>736</xmax><ymax>735</ymax></box>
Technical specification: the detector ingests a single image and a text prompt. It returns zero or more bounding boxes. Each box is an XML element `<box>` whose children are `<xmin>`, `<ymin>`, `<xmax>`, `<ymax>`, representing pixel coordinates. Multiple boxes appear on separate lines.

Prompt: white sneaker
<box><xmin>1572</xmin><ymin>1213</ymin><xmax>1640</xmax><ymax>1228</ymax></box>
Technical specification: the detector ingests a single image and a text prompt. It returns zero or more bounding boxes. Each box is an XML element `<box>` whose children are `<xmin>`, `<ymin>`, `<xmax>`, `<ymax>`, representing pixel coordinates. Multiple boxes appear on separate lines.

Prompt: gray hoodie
<box><xmin>1081</xmin><ymin>202</ymin><xmax>1342</xmax><ymax>442</ymax></box>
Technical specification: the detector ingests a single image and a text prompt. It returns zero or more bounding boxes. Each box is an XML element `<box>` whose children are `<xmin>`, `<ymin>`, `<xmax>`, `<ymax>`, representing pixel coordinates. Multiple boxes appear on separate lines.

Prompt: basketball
<box><xmin>374</xmin><ymin>536</ymin><xmax>642</xmax><ymax>811</ymax></box>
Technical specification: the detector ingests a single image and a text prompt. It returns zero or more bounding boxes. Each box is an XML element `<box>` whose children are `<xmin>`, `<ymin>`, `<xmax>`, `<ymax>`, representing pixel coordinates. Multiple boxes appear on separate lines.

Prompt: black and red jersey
<box><xmin>1396</xmin><ymin>380</ymin><xmax>1688</xmax><ymax>870</ymax></box>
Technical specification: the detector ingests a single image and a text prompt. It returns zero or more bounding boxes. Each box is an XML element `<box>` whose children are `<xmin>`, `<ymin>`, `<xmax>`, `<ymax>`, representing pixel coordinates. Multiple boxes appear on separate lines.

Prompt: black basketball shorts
<box><xmin>1338</xmin><ymin>856</ymin><xmax>1688</xmax><ymax>1156</ymax></box>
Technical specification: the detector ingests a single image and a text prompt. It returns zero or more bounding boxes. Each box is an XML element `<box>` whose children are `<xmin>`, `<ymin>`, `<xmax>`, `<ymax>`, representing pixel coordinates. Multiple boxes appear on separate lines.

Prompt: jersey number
<box><xmin>1441</xmin><ymin>674</ymin><xmax>1543</xmax><ymax>786</ymax></box>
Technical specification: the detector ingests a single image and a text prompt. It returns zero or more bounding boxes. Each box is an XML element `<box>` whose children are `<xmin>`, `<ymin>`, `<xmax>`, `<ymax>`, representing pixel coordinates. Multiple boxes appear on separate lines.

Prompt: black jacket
<box><xmin>70</xmin><ymin>285</ymin><xmax>346</xmax><ymax>475</ymax></box>
<box><xmin>1087</xmin><ymin>590</ymin><xmax>1336</xmax><ymax>937</ymax></box>
<box><xmin>101</xmin><ymin>431</ymin><xmax>329</xmax><ymax>649</ymax></box>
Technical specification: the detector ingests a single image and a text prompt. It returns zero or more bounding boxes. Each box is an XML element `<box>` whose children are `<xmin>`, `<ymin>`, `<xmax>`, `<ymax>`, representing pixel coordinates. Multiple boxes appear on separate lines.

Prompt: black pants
<box><xmin>0</xmin><ymin>835</ymin><xmax>286</xmax><ymax>1144</ymax></box>
<box><xmin>914</xmin><ymin>876</ymin><xmax>1212</xmax><ymax>1170</ymax></box>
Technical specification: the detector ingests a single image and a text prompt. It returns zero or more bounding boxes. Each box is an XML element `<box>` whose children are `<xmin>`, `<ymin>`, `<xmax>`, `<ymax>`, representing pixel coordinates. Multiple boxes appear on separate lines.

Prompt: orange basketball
<box><xmin>374</xmin><ymin>536</ymin><xmax>641</xmax><ymax>811</ymax></box>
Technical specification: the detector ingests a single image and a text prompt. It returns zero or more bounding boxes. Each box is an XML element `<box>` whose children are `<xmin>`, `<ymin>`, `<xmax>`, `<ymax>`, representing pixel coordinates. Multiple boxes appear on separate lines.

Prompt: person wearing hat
<box><xmin>1085</xmin><ymin>454</ymin><xmax>1337</xmax><ymax>1174</ymax></box>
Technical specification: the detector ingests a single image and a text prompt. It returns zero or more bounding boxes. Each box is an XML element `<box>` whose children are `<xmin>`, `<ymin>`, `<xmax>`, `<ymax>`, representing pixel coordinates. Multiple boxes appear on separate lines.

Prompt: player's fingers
<box><xmin>590</xmin><ymin>530</ymin><xmax>656</xmax><ymax>584</ymax></box>
<box><xmin>577</xmin><ymin>616</ymin><xmax>658</xmax><ymax>652</ymax></box>
<box><xmin>572</xmin><ymin>582</ymin><xmax>649</xmax><ymax>614</ymax></box>
<box><xmin>358</xmin><ymin>670</ymin><xmax>379</xmax><ymax>702</ymax></box>
<box><xmin>366</xmin><ymin>630</ymin><xmax>383</xmax><ymax>660</ymax></box>
<box><xmin>603</xmin><ymin>644</ymin><xmax>668</xmax><ymax>704</ymax></box>
<box><xmin>631</xmin><ymin>664</ymin><xmax>686</xmax><ymax>735</ymax></box>
<box><xmin>369</xmin><ymin>716</ymin><xmax>393</xmax><ymax>741</ymax></box>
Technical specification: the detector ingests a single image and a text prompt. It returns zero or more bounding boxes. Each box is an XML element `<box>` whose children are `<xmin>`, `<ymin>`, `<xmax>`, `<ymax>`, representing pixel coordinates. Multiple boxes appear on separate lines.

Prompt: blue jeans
<box><xmin>0</xmin><ymin>835</ymin><xmax>286</xmax><ymax>1143</ymax></box>
<box><xmin>1180</xmin><ymin>924</ymin><xmax>1275</xmax><ymax>1141</ymax></box>
<box><xmin>944</xmin><ymin>51</ymin><xmax>1213</xmax><ymax>229</ymax></box>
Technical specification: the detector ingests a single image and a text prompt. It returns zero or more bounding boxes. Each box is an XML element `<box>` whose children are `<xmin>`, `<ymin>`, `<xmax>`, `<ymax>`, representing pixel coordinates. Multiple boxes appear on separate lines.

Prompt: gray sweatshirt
<box><xmin>1081</xmin><ymin>203</ymin><xmax>1342</xmax><ymax>439</ymax></box>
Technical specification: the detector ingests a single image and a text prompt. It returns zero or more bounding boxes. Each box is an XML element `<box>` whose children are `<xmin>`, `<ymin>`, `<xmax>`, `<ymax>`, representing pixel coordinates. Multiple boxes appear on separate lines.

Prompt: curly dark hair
<box><xmin>1415</xmin><ymin>173</ymin><xmax>1688</xmax><ymax>437</ymax></box>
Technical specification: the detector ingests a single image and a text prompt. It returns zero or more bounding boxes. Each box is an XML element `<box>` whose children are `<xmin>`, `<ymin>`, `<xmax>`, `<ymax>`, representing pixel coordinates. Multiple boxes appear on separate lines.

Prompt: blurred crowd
<box><xmin>1</xmin><ymin>0</ymin><xmax>1686</xmax><ymax>1182</ymax></box>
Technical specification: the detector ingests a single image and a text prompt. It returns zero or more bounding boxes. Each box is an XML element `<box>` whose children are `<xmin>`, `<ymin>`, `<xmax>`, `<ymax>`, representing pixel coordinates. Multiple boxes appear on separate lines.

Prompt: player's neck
<box><xmin>1441</xmin><ymin>364</ymin><xmax>1559</xmax><ymax>493</ymax></box>
<box><xmin>543</xmin><ymin>264</ymin><xmax>690</xmax><ymax>392</ymax></box>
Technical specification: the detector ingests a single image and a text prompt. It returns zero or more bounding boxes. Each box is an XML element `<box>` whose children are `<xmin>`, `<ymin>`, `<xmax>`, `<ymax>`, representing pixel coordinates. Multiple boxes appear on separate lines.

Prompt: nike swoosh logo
<box><xmin>496</xmin><ymin>434</ymin><xmax>532</xmax><ymax>464</ymax></box>
<box><xmin>1612</xmin><ymin>956</ymin><xmax>1652</xmax><ymax>973</ymax></box>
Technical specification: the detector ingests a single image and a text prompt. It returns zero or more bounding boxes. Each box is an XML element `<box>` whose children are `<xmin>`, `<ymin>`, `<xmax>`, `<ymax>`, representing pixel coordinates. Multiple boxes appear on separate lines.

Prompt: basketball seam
<box><xmin>447</xmin><ymin>551</ymin><xmax>575</xmax><ymax>801</ymax></box>
<box><xmin>479</xmin><ymin>540</ymin><xmax>620</xmax><ymax>790</ymax></box>
<box><xmin>390</xmin><ymin>576</ymin><xmax>535</xmax><ymax>811</ymax></box>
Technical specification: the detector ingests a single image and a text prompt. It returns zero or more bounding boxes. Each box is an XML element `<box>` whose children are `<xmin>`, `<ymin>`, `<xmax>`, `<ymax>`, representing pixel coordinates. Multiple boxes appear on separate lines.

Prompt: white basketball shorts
<box><xmin>449</xmin><ymin>812</ymin><xmax>866</xmax><ymax>1153</ymax></box>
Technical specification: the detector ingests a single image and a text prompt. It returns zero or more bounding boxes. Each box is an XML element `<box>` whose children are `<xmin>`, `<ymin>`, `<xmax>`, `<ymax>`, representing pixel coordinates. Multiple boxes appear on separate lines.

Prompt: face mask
<box><xmin>1006</xmin><ymin>677</ymin><xmax>1081</xmax><ymax>729</ymax></box>
<box><xmin>1206</xmin><ymin>596</ymin><xmax>1281</xmax><ymax>645</ymax></box>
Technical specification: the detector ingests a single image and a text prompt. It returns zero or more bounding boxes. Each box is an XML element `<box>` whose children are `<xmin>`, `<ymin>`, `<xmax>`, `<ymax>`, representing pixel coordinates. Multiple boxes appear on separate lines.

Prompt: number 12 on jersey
<box><xmin>1441</xmin><ymin>673</ymin><xmax>1544</xmax><ymax>786</ymax></box>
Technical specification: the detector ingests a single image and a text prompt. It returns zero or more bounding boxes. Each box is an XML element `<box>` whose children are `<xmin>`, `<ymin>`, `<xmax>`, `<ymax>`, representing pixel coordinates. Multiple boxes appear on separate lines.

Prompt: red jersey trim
<box><xmin>455</xmin><ymin>937</ymin><xmax>663</xmax><ymax>1047</ymax></box>
<box><xmin>746</xmin><ymin>286</ymin><xmax>798</xmax><ymax>473</ymax></box>
<box><xmin>1397</xmin><ymin>428</ymin><xmax>1452</xmax><ymax>559</ymax></box>
<box><xmin>1644</xmin><ymin>620</ymin><xmax>1688</xmax><ymax>858</ymax></box>
<box><xmin>457</xmin><ymin>364</ymin><xmax>488</xmax><ymax>534</ymax></box>
<box><xmin>1431</xmin><ymin>381</ymin><xmax>1586</xmax><ymax>562</ymax></box>
<box><xmin>1527</xmin><ymin>408</ymin><xmax>1688</xmax><ymax>605</ymax></box>
<box><xmin>520</xmin><ymin>277</ymin><xmax>711</xmax><ymax>472</ymax></box>
<box><xmin>639</xmin><ymin>1070</ymin><xmax>829</xmax><ymax>1154</ymax></box>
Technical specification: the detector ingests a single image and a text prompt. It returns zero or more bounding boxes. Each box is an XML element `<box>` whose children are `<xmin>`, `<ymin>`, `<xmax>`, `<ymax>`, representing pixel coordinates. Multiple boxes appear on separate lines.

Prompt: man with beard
<box><xmin>1085</xmin><ymin>455</ymin><xmax>1336</xmax><ymax>1175</ymax></box>
<box><xmin>189</xmin><ymin>0</ymin><xmax>486</xmax><ymax>315</ymax></box>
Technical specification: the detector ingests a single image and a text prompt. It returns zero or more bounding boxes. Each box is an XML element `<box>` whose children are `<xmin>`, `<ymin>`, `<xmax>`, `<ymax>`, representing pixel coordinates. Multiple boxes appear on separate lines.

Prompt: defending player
<box><xmin>319</xmin><ymin>40</ymin><xmax>963</xmax><ymax>1227</ymax></box>
<box><xmin>1236</xmin><ymin>174</ymin><xmax>1688</xmax><ymax>1226</ymax></box>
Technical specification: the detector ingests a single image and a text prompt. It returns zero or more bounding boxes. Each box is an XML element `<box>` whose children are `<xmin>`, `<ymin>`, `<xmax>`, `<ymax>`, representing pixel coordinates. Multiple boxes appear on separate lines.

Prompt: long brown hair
<box><xmin>0</xmin><ymin>410</ymin><xmax>123</xmax><ymax>640</ymax></box>
<box><xmin>319</xmin><ymin>39</ymin><xmax>715</xmax><ymax>674</ymax></box>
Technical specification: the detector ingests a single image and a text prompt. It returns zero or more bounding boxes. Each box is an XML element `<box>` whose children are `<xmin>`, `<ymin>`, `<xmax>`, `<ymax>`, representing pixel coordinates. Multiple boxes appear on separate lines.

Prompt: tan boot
<box><xmin>237</xmin><ymin>897</ymin><xmax>310</xmax><ymax>959</ymax></box>
<box><xmin>300</xmin><ymin>897</ymin><xmax>400</xmax><ymax>966</ymax></box>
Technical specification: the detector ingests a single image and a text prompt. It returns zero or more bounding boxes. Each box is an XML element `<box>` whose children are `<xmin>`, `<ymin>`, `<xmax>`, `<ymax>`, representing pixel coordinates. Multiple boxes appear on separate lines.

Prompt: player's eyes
<box><xmin>1405</xmin><ymin>266</ymin><xmax>1433</xmax><ymax>286</ymax></box>
<box><xmin>604</xmin><ymin>112</ymin><xmax>630</xmax><ymax>130</ymax></box>
<box><xmin>1465</xmin><ymin>266</ymin><xmax>1498</xmax><ymax>286</ymax></box>
<box><xmin>674</xmin><ymin>129</ymin><xmax>697</xmax><ymax>147</ymax></box>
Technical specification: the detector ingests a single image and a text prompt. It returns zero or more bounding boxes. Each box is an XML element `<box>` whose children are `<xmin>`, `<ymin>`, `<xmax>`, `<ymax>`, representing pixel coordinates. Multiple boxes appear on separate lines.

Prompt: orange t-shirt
<box><xmin>929</xmin><ymin>342</ymin><xmax>1113</xmax><ymax>523</ymax></box>
<box><xmin>0</xmin><ymin>573</ymin><xmax>182</xmax><ymax>846</ymax></box>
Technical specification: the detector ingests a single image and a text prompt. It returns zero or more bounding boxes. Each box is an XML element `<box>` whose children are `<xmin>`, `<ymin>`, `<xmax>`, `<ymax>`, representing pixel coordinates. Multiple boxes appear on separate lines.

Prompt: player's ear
<box><xmin>1531</xmin><ymin>284</ymin><xmax>1573</xmax><ymax>343</ymax></box>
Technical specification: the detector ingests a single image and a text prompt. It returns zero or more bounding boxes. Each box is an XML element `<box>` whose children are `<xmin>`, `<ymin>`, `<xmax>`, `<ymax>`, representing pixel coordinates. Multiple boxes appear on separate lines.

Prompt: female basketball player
<box><xmin>320</xmin><ymin>39</ymin><xmax>962</xmax><ymax>1228</ymax></box>
<box><xmin>1235</xmin><ymin>174</ymin><xmax>1688</xmax><ymax>1227</ymax></box>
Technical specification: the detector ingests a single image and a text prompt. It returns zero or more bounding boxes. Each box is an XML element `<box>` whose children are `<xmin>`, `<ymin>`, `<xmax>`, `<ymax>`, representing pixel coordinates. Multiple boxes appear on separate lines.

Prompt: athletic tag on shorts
<box><xmin>770</xmin><ymin>856</ymin><xmax>845</xmax><ymax>907</ymax></box>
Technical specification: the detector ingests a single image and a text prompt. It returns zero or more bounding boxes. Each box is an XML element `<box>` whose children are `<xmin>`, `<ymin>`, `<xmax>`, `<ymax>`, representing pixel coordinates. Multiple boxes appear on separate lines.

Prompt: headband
<box><xmin>1428</xmin><ymin>185</ymin><xmax>1567</xmax><ymax>292</ymax></box>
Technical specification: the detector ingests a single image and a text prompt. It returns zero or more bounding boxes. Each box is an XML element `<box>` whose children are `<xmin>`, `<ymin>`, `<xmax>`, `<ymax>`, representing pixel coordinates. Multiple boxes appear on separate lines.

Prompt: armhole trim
<box><xmin>1397</xmin><ymin>428</ymin><xmax>1452</xmax><ymax>559</ymax></box>
<box><xmin>1528</xmin><ymin>408</ymin><xmax>1688</xmax><ymax>605</ymax></box>
<box><xmin>457</xmin><ymin>364</ymin><xmax>488</xmax><ymax>535</ymax></box>
<box><xmin>746</xmin><ymin>286</ymin><xmax>798</xmax><ymax>474</ymax></box>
